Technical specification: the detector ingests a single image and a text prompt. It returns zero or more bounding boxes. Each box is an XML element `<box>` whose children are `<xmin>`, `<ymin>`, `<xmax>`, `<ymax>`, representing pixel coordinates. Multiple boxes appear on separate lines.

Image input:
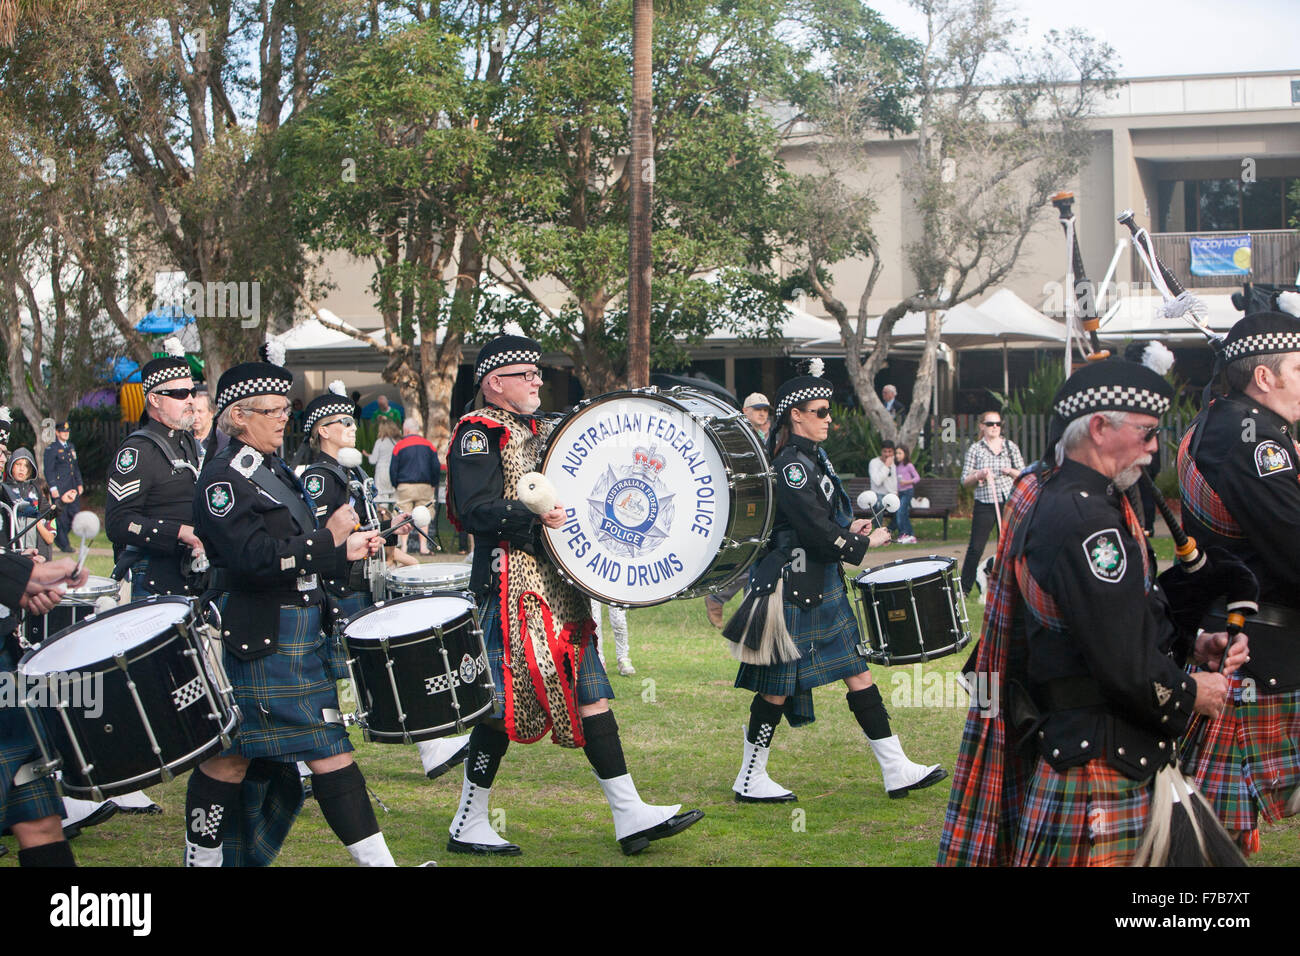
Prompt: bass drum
<box><xmin>539</xmin><ymin>387</ymin><xmax>772</xmax><ymax>607</ymax></box>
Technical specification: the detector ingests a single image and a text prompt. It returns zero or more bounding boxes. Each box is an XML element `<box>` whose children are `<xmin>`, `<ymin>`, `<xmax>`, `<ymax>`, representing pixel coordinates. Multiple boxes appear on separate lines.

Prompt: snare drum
<box><xmin>22</xmin><ymin>575</ymin><xmax>121</xmax><ymax>650</ymax></box>
<box><xmin>539</xmin><ymin>387</ymin><xmax>772</xmax><ymax>607</ymax></box>
<box><xmin>17</xmin><ymin>596</ymin><xmax>239</xmax><ymax>800</ymax></box>
<box><xmin>851</xmin><ymin>556</ymin><xmax>971</xmax><ymax>665</ymax></box>
<box><xmin>384</xmin><ymin>562</ymin><xmax>472</xmax><ymax>597</ymax></box>
<box><xmin>341</xmin><ymin>592</ymin><xmax>493</xmax><ymax>743</ymax></box>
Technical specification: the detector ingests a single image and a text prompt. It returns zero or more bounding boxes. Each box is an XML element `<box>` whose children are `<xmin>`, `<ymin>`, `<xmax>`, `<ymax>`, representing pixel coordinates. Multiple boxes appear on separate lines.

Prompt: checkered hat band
<box><xmin>142</xmin><ymin>360</ymin><xmax>193</xmax><ymax>394</ymax></box>
<box><xmin>216</xmin><ymin>376</ymin><xmax>292</xmax><ymax>415</ymax></box>
<box><xmin>775</xmin><ymin>385</ymin><xmax>833</xmax><ymax>422</ymax></box>
<box><xmin>304</xmin><ymin>401</ymin><xmax>355</xmax><ymax>434</ymax></box>
<box><xmin>1053</xmin><ymin>385</ymin><xmax>1171</xmax><ymax>418</ymax></box>
<box><xmin>476</xmin><ymin>348</ymin><xmax>541</xmax><ymax>384</ymax></box>
<box><xmin>1223</xmin><ymin>332</ymin><xmax>1300</xmax><ymax>361</ymax></box>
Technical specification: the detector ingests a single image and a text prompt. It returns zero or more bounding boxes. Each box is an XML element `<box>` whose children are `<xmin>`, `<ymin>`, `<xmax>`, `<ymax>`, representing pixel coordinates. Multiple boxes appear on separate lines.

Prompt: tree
<box><xmin>482</xmin><ymin>0</ymin><xmax>795</xmax><ymax>395</ymax></box>
<box><xmin>783</xmin><ymin>0</ymin><xmax>1118</xmax><ymax>448</ymax></box>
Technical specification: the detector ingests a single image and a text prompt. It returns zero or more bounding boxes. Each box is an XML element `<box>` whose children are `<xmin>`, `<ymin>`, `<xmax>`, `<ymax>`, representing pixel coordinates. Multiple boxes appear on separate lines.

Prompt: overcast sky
<box><xmin>867</xmin><ymin>0</ymin><xmax>1299</xmax><ymax>78</ymax></box>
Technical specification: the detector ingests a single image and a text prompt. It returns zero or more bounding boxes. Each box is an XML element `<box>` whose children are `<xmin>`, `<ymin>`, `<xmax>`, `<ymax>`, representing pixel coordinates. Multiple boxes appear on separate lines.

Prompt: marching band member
<box><xmin>1179</xmin><ymin>305</ymin><xmax>1300</xmax><ymax>854</ymax></box>
<box><xmin>939</xmin><ymin>358</ymin><xmax>1247</xmax><ymax>866</ymax></box>
<box><xmin>300</xmin><ymin>381</ymin><xmax>469</xmax><ymax>781</ymax></box>
<box><xmin>182</xmin><ymin>344</ymin><xmax>396</xmax><ymax>866</ymax></box>
<box><xmin>724</xmin><ymin>363</ymin><xmax>944</xmax><ymax>803</ymax></box>
<box><xmin>105</xmin><ymin>338</ymin><xmax>204</xmax><ymax>598</ymax></box>
<box><xmin>443</xmin><ymin>334</ymin><xmax>702</xmax><ymax>856</ymax></box>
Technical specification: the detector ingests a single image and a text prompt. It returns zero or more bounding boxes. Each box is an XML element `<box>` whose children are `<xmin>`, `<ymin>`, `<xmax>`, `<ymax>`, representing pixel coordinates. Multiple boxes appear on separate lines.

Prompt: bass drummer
<box><xmin>300</xmin><ymin>381</ymin><xmax>469</xmax><ymax>782</ymax></box>
<box><xmin>442</xmin><ymin>334</ymin><xmax>702</xmax><ymax>856</ymax></box>
<box><xmin>726</xmin><ymin>361</ymin><xmax>946</xmax><ymax>803</ymax></box>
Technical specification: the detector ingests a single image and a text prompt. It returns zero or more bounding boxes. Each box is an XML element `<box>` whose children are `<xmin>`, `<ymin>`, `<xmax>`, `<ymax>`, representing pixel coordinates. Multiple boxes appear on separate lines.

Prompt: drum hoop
<box><xmin>360</xmin><ymin>698</ymin><xmax>495</xmax><ymax>743</ymax></box>
<box><xmin>63</xmin><ymin>577</ymin><xmax>123</xmax><ymax>602</ymax></box>
<box><xmin>18</xmin><ymin>596</ymin><xmax>197</xmax><ymax>676</ymax></box>
<box><xmin>342</xmin><ymin>590</ymin><xmax>475</xmax><ymax>641</ymax></box>
<box><xmin>384</xmin><ymin>564</ymin><xmax>472</xmax><ymax>584</ymax></box>
<box><xmin>538</xmin><ymin>386</ymin><xmax>771</xmax><ymax>607</ymax></box>
<box><xmin>855</xmin><ymin>554</ymin><xmax>956</xmax><ymax>590</ymax></box>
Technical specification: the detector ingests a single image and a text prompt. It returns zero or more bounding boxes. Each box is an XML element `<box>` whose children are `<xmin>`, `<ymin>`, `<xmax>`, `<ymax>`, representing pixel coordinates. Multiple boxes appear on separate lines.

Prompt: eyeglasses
<box><xmin>495</xmin><ymin>369</ymin><xmax>544</xmax><ymax>384</ymax></box>
<box><xmin>982</xmin><ymin>420</ymin><xmax>1002</xmax><ymax>427</ymax></box>
<box><xmin>797</xmin><ymin>406</ymin><xmax>832</xmax><ymax>419</ymax></box>
<box><xmin>323</xmin><ymin>416</ymin><xmax>356</xmax><ymax>429</ymax></box>
<box><xmin>245</xmin><ymin>404</ymin><xmax>292</xmax><ymax>420</ymax></box>
<box><xmin>154</xmin><ymin>387</ymin><xmax>197</xmax><ymax>400</ymax></box>
<box><xmin>1117</xmin><ymin>420</ymin><xmax>1160</xmax><ymax>442</ymax></box>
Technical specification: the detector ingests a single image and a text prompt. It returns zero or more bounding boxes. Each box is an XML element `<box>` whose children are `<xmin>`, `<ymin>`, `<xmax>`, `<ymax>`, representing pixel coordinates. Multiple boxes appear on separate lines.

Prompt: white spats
<box><xmin>596</xmin><ymin>773</ymin><xmax>680</xmax><ymax>842</ymax></box>
<box><xmin>867</xmin><ymin>734</ymin><xmax>946</xmax><ymax>798</ymax></box>
<box><xmin>447</xmin><ymin>775</ymin><xmax>517</xmax><ymax>852</ymax></box>
<box><xmin>184</xmin><ymin>841</ymin><xmax>223</xmax><ymax>867</ymax></box>
<box><xmin>345</xmin><ymin>832</ymin><xmax>396</xmax><ymax>867</ymax></box>
<box><xmin>417</xmin><ymin>735</ymin><xmax>470</xmax><ymax>779</ymax></box>
<box><xmin>732</xmin><ymin>735</ymin><xmax>796</xmax><ymax>803</ymax></box>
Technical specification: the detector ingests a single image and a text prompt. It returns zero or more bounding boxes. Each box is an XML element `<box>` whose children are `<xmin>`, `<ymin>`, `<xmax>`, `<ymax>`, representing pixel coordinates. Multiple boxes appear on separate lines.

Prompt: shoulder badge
<box><xmin>1254</xmin><ymin>440</ymin><xmax>1293</xmax><ymax>477</ymax></box>
<box><xmin>783</xmin><ymin>462</ymin><xmax>807</xmax><ymax>489</ymax></box>
<box><xmin>305</xmin><ymin>473</ymin><xmax>325</xmax><ymax>498</ymax></box>
<box><xmin>231</xmin><ymin>448</ymin><xmax>264</xmax><ymax>479</ymax></box>
<box><xmin>206</xmin><ymin>481</ymin><xmax>235</xmax><ymax>518</ymax></box>
<box><xmin>1082</xmin><ymin>528</ymin><xmax>1126</xmax><ymax>583</ymax></box>
<box><xmin>460</xmin><ymin>428</ymin><xmax>488</xmax><ymax>456</ymax></box>
<box><xmin>115</xmin><ymin>447</ymin><xmax>138</xmax><ymax>474</ymax></box>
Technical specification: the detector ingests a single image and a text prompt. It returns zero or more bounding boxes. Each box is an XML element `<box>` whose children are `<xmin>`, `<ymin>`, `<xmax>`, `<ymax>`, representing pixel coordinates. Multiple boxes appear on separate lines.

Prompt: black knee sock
<box><xmin>847</xmin><ymin>685</ymin><xmax>892</xmax><ymax>740</ymax></box>
<box><xmin>18</xmin><ymin>840</ymin><xmax>75</xmax><ymax>867</ymax></box>
<box><xmin>747</xmin><ymin>694</ymin><xmax>785</xmax><ymax>747</ymax></box>
<box><xmin>466</xmin><ymin>723</ymin><xmax>510</xmax><ymax>788</ymax></box>
<box><xmin>312</xmin><ymin>763</ymin><xmax>379</xmax><ymax>846</ymax></box>
<box><xmin>581</xmin><ymin>711</ymin><xmax>628</xmax><ymax>780</ymax></box>
<box><xmin>185</xmin><ymin>767</ymin><xmax>242</xmax><ymax>848</ymax></box>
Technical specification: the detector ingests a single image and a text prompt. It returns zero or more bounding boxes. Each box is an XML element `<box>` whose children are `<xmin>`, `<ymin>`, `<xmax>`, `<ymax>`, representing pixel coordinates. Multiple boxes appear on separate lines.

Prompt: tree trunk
<box><xmin>626</xmin><ymin>0</ymin><xmax>653</xmax><ymax>388</ymax></box>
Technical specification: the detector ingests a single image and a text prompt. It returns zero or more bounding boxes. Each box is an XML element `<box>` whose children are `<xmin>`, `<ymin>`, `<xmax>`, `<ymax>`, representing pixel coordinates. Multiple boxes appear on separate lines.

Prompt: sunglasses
<box><xmin>982</xmin><ymin>420</ymin><xmax>1002</xmax><ymax>427</ymax></box>
<box><xmin>798</xmin><ymin>406</ymin><xmax>832</xmax><ymax>419</ymax></box>
<box><xmin>154</xmin><ymin>387</ymin><xmax>198</xmax><ymax>400</ymax></box>
<box><xmin>323</xmin><ymin>416</ymin><xmax>356</xmax><ymax>429</ymax></box>
<box><xmin>1118</xmin><ymin>421</ymin><xmax>1160</xmax><ymax>442</ymax></box>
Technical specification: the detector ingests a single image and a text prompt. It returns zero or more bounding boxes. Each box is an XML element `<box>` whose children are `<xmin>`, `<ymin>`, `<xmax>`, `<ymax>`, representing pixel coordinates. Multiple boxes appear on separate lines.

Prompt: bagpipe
<box><xmin>1051</xmin><ymin>191</ymin><xmax>1111</xmax><ymax>364</ymax></box>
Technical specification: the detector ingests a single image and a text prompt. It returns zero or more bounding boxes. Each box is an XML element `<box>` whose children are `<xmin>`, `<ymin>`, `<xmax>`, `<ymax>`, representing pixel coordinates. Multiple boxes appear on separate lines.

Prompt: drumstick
<box><xmin>984</xmin><ymin>472</ymin><xmax>1003</xmax><ymax>531</ymax></box>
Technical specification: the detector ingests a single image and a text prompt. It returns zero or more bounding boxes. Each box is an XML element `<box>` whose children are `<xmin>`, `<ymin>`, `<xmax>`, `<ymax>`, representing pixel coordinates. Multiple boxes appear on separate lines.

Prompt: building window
<box><xmin>1158</xmin><ymin>177</ymin><xmax>1295</xmax><ymax>232</ymax></box>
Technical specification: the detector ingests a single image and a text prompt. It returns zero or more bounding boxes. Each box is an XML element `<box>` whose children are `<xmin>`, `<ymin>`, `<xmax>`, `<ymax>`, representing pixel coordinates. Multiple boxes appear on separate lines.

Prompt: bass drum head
<box><xmin>19</xmin><ymin>597</ymin><xmax>192</xmax><ymax>674</ymax></box>
<box><xmin>344</xmin><ymin>593</ymin><xmax>476</xmax><ymax>642</ymax></box>
<box><xmin>540</xmin><ymin>389</ymin><xmax>735</xmax><ymax>606</ymax></box>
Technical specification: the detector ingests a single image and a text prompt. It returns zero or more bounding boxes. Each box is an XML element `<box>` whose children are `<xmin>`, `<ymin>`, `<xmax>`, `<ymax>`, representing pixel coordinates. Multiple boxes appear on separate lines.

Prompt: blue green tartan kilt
<box><xmin>1188</xmin><ymin>678</ymin><xmax>1300</xmax><ymax>835</ymax></box>
<box><xmin>218</xmin><ymin>598</ymin><xmax>353</xmax><ymax>763</ymax></box>
<box><xmin>1012</xmin><ymin>758</ymin><xmax>1151</xmax><ymax>867</ymax></box>
<box><xmin>735</xmin><ymin>566</ymin><xmax>869</xmax><ymax>727</ymax></box>
<box><xmin>0</xmin><ymin>649</ymin><xmax>63</xmax><ymax>830</ymax></box>
<box><xmin>480</xmin><ymin>596</ymin><xmax>613</xmax><ymax>719</ymax></box>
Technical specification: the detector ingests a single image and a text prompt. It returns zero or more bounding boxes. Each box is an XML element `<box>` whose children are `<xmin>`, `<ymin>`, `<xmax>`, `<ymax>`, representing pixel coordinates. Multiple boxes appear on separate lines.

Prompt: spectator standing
<box><xmin>391</xmin><ymin>419</ymin><xmax>441</xmax><ymax>555</ymax></box>
<box><xmin>959</xmin><ymin>411</ymin><xmax>1024</xmax><ymax>594</ymax></box>
<box><xmin>374</xmin><ymin>394</ymin><xmax>403</xmax><ymax>426</ymax></box>
<box><xmin>894</xmin><ymin>446</ymin><xmax>919</xmax><ymax>544</ymax></box>
<box><xmin>43</xmin><ymin>420</ymin><xmax>83</xmax><ymax>554</ymax></box>
<box><xmin>192</xmin><ymin>387</ymin><xmax>218</xmax><ymax>470</ymax></box>
<box><xmin>881</xmin><ymin>384</ymin><xmax>907</xmax><ymax>422</ymax></box>
<box><xmin>703</xmin><ymin>392</ymin><xmax>772</xmax><ymax>628</ymax></box>
<box><xmin>366</xmin><ymin>417</ymin><xmax>401</xmax><ymax>505</ymax></box>
<box><xmin>5</xmin><ymin>449</ymin><xmax>52</xmax><ymax>559</ymax></box>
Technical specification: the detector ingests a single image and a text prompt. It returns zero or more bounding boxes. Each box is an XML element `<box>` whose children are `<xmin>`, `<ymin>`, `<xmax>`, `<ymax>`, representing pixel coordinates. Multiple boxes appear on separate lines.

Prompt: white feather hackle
<box><xmin>1278</xmin><ymin>291</ymin><xmax>1300</xmax><ymax>319</ymax></box>
<box><xmin>806</xmin><ymin>357</ymin><xmax>824</xmax><ymax>378</ymax></box>
<box><xmin>1141</xmin><ymin>341</ymin><xmax>1176</xmax><ymax>377</ymax></box>
<box><xmin>329</xmin><ymin>379</ymin><xmax>347</xmax><ymax>397</ymax></box>
<box><xmin>262</xmin><ymin>335</ymin><xmax>286</xmax><ymax>368</ymax></box>
<box><xmin>0</xmin><ymin>406</ymin><xmax>9</xmax><ymax>422</ymax></box>
<box><xmin>163</xmin><ymin>336</ymin><xmax>185</xmax><ymax>358</ymax></box>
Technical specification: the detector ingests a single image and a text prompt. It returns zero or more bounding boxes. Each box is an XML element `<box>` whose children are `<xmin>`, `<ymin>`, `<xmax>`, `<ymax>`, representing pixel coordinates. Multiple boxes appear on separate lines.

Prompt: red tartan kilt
<box><xmin>1013</xmin><ymin>758</ymin><xmax>1151</xmax><ymax>867</ymax></box>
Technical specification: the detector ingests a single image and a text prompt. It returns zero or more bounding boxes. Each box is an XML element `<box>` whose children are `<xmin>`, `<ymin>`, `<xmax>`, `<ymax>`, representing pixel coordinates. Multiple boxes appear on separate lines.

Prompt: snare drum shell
<box><xmin>19</xmin><ymin>598</ymin><xmax>235</xmax><ymax>799</ymax></box>
<box><xmin>342</xmin><ymin>593</ymin><xmax>493</xmax><ymax>742</ymax></box>
<box><xmin>853</xmin><ymin>557</ymin><xmax>970</xmax><ymax>665</ymax></box>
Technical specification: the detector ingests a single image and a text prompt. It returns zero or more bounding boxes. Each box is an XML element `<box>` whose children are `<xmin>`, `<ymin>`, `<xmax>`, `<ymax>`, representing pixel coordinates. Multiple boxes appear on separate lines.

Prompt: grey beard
<box><xmin>1115</xmin><ymin>465</ymin><xmax>1142</xmax><ymax>490</ymax></box>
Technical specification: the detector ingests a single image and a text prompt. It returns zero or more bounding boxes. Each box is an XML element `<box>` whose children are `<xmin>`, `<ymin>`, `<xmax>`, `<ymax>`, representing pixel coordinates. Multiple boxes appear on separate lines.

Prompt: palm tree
<box><xmin>0</xmin><ymin>0</ymin><xmax>83</xmax><ymax>45</ymax></box>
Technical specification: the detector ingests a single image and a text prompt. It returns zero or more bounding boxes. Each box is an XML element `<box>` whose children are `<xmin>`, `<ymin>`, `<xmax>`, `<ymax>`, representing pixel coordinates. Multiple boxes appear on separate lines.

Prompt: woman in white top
<box><xmin>366</xmin><ymin>416</ymin><xmax>401</xmax><ymax>504</ymax></box>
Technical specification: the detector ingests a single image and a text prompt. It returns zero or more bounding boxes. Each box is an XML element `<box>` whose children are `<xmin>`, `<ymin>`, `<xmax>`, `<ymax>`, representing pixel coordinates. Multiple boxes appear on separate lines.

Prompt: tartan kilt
<box><xmin>480</xmin><ymin>595</ymin><xmax>613</xmax><ymax>719</ymax></box>
<box><xmin>0</xmin><ymin>649</ymin><xmax>63</xmax><ymax>830</ymax></box>
<box><xmin>1013</xmin><ymin>758</ymin><xmax>1151</xmax><ymax>866</ymax></box>
<box><xmin>1188</xmin><ymin>680</ymin><xmax>1300</xmax><ymax>834</ymax></box>
<box><xmin>218</xmin><ymin>598</ymin><xmax>352</xmax><ymax>763</ymax></box>
<box><xmin>735</xmin><ymin>566</ymin><xmax>869</xmax><ymax>727</ymax></box>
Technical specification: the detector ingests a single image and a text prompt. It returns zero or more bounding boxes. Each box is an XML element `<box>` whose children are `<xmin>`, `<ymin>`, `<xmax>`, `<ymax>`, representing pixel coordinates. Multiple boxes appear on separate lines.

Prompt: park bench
<box><xmin>843</xmin><ymin>476</ymin><xmax>961</xmax><ymax>541</ymax></box>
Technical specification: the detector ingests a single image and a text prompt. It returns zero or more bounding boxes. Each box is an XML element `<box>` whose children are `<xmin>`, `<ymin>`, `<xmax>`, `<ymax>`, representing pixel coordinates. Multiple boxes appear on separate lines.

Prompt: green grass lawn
<box><xmin>9</xmin><ymin>544</ymin><xmax>1297</xmax><ymax>868</ymax></box>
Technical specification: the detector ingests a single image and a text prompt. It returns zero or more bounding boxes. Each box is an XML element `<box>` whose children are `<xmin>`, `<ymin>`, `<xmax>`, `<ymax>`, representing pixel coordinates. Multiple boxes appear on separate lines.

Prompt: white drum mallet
<box><xmin>856</xmin><ymin>489</ymin><xmax>900</xmax><ymax>528</ymax></box>
<box><xmin>516</xmin><ymin>472</ymin><xmax>559</xmax><ymax>515</ymax></box>
<box><xmin>71</xmin><ymin>510</ymin><xmax>100</xmax><ymax>578</ymax></box>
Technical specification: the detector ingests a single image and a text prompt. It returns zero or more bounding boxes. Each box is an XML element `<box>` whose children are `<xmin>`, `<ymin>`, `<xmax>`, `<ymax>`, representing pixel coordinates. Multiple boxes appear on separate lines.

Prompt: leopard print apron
<box><xmin>453</xmin><ymin>407</ymin><xmax>595</xmax><ymax>747</ymax></box>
